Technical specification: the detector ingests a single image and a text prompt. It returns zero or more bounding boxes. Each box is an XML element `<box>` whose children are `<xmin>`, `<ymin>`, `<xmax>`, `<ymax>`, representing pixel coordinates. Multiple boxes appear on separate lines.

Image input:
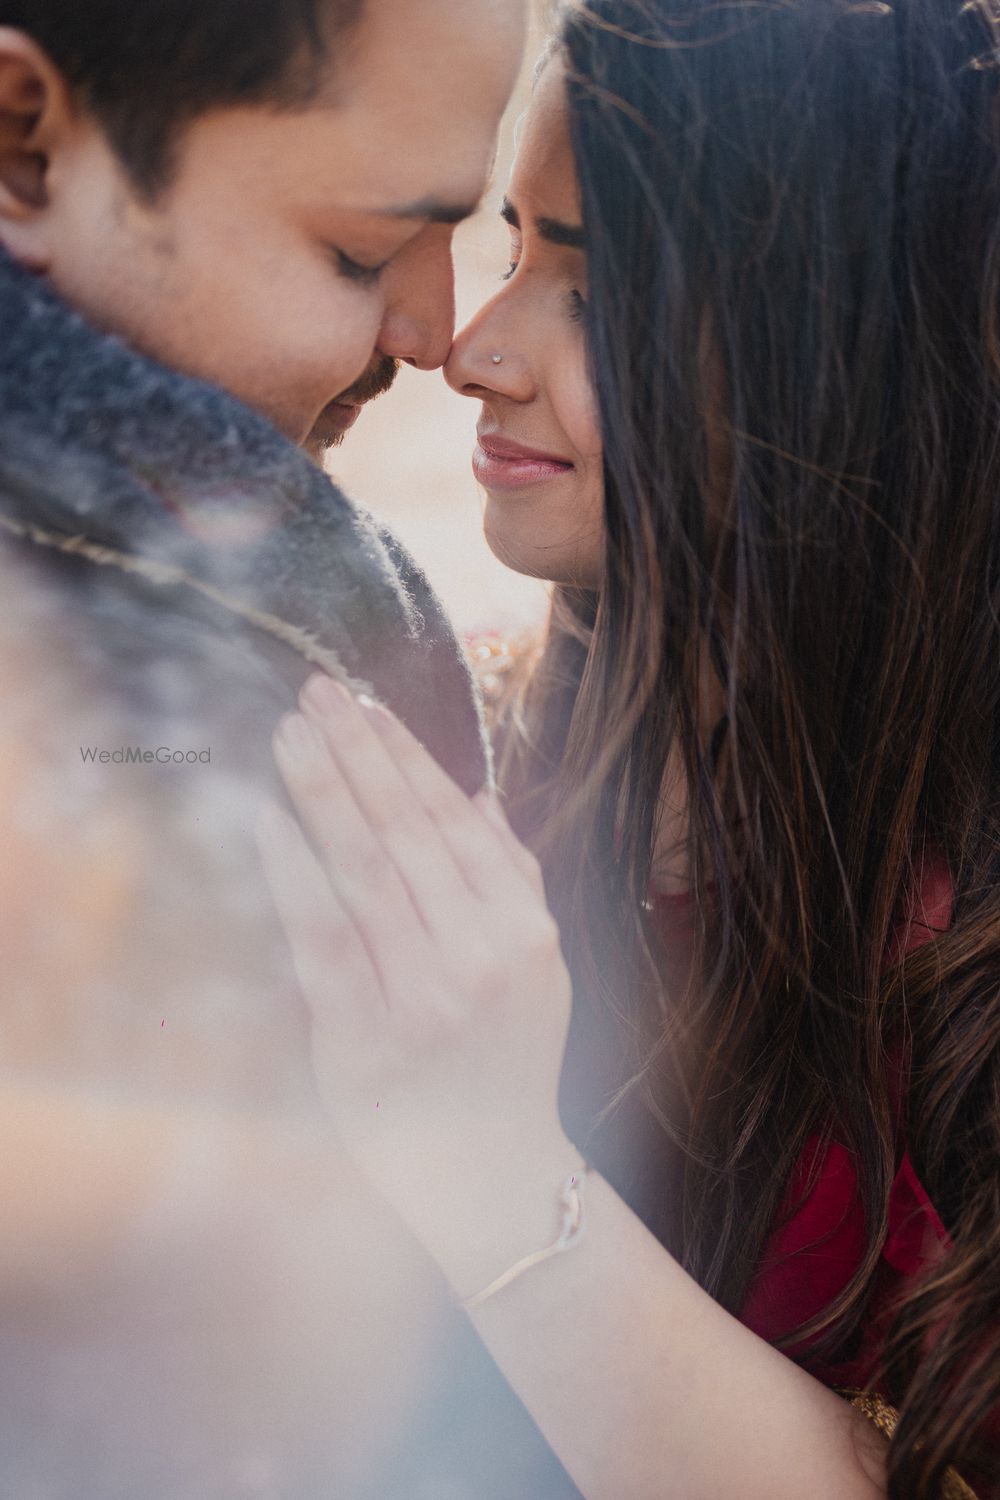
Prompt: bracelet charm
<box><xmin>459</xmin><ymin>1163</ymin><xmax>590</xmax><ymax>1312</ymax></box>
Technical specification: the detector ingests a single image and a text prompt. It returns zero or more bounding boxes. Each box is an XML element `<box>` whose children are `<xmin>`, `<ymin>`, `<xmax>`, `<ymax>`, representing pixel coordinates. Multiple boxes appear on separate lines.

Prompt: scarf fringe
<box><xmin>0</xmin><ymin>510</ymin><xmax>352</xmax><ymax>685</ymax></box>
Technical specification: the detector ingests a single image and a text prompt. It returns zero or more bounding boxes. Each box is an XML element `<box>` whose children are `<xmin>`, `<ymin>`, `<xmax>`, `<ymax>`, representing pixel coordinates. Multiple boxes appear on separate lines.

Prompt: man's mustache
<box><xmin>338</xmin><ymin>356</ymin><xmax>400</xmax><ymax>406</ymax></box>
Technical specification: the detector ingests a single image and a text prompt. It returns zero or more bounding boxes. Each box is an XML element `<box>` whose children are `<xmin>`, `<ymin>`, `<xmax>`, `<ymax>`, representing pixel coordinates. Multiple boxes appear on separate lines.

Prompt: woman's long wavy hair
<box><xmin>502</xmin><ymin>1</ymin><xmax>1000</xmax><ymax>1494</ymax></box>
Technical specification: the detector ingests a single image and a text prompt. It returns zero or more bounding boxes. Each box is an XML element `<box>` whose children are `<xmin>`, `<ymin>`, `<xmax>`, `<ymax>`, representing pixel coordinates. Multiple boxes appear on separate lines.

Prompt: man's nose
<box><xmin>375</xmin><ymin>229</ymin><xmax>456</xmax><ymax>372</ymax></box>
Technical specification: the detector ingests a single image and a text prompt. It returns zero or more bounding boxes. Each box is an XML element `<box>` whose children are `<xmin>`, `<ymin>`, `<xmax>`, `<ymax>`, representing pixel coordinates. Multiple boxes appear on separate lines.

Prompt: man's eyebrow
<box><xmin>377</xmin><ymin>196</ymin><xmax>480</xmax><ymax>225</ymax></box>
<box><xmin>500</xmin><ymin>196</ymin><xmax>586</xmax><ymax>249</ymax></box>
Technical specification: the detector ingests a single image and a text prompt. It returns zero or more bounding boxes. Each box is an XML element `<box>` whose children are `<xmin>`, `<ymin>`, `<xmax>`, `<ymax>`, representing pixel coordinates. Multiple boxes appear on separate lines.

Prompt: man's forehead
<box><xmin>308</xmin><ymin>139</ymin><xmax>502</xmax><ymax>226</ymax></box>
<box><xmin>309</xmin><ymin>0</ymin><xmax>522</xmax><ymax>200</ymax></box>
<box><xmin>371</xmin><ymin>138</ymin><xmax>502</xmax><ymax>224</ymax></box>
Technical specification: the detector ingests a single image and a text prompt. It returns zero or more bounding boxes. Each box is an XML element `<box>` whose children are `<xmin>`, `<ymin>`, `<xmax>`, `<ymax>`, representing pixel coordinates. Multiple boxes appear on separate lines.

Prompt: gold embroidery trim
<box><xmin>463</xmin><ymin>628</ymin><xmax>543</xmax><ymax>735</ymax></box>
<box><xmin>841</xmin><ymin>1390</ymin><xmax>981</xmax><ymax>1499</ymax></box>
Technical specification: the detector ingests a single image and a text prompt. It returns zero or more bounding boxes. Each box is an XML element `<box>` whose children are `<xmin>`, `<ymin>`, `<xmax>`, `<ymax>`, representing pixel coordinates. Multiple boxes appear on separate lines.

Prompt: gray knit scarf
<box><xmin>0</xmin><ymin>247</ymin><xmax>490</xmax><ymax>793</ymax></box>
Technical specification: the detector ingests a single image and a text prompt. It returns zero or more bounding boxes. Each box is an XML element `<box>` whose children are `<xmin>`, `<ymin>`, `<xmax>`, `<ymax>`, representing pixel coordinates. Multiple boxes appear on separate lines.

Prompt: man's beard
<box><xmin>308</xmin><ymin>356</ymin><xmax>401</xmax><ymax>455</ymax></box>
<box><xmin>339</xmin><ymin>356</ymin><xmax>400</xmax><ymax>406</ymax></box>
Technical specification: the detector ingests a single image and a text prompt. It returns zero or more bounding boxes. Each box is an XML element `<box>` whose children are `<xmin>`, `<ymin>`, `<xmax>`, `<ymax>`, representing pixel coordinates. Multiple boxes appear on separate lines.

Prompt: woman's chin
<box><xmin>482</xmin><ymin>523</ymin><xmax>548</xmax><ymax>581</ymax></box>
<box><xmin>482</xmin><ymin>518</ymin><xmax>601</xmax><ymax>589</ymax></box>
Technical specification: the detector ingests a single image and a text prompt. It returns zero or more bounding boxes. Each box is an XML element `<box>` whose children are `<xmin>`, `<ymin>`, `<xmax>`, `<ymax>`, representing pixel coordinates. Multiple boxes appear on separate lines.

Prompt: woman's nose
<box><xmin>444</xmin><ymin>298</ymin><xmax>533</xmax><ymax>401</ymax></box>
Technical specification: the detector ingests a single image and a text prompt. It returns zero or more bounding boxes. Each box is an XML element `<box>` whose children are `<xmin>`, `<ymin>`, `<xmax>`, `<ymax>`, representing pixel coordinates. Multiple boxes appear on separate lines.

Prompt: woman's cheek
<box><xmin>555</xmin><ymin>359</ymin><xmax>605</xmax><ymax>564</ymax></box>
<box><xmin>555</xmin><ymin>346</ymin><xmax>602</xmax><ymax>469</ymax></box>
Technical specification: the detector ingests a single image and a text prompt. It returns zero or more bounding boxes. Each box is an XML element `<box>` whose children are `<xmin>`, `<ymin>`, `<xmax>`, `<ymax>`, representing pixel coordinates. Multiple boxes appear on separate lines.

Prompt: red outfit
<box><xmin>738</xmin><ymin>853</ymin><xmax>954</xmax><ymax>1384</ymax></box>
<box><xmin>651</xmin><ymin>856</ymin><xmax>997</xmax><ymax>1491</ymax></box>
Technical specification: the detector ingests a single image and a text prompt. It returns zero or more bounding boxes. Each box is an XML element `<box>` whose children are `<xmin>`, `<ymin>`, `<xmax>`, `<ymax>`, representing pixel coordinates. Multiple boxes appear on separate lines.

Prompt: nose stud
<box><xmin>491</xmin><ymin>353</ymin><xmax>503</xmax><ymax>365</ymax></box>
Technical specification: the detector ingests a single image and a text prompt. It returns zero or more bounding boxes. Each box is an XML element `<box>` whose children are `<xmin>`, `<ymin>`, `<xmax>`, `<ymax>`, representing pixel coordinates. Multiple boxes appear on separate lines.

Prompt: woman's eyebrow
<box><xmin>500</xmin><ymin>196</ymin><xmax>586</xmax><ymax>249</ymax></box>
<box><xmin>536</xmin><ymin>216</ymin><xmax>586</xmax><ymax>249</ymax></box>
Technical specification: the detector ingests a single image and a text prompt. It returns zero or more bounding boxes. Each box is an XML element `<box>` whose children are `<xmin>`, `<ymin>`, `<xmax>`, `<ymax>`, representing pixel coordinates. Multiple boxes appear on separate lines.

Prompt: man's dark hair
<box><xmin>1</xmin><ymin>0</ymin><xmax>364</xmax><ymax>196</ymax></box>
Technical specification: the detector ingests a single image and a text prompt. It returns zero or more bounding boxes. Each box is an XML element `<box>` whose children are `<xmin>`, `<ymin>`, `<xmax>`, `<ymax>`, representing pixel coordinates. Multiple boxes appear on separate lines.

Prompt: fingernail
<box><xmin>301</xmin><ymin>672</ymin><xmax>348</xmax><ymax>715</ymax></box>
<box><xmin>276</xmin><ymin>711</ymin><xmax>316</xmax><ymax>756</ymax></box>
<box><xmin>357</xmin><ymin>694</ymin><xmax>393</xmax><ymax>727</ymax></box>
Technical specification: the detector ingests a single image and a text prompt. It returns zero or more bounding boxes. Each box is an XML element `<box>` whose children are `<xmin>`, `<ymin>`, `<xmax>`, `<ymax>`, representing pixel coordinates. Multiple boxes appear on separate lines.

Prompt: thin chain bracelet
<box><xmin>458</xmin><ymin>1163</ymin><xmax>590</xmax><ymax>1312</ymax></box>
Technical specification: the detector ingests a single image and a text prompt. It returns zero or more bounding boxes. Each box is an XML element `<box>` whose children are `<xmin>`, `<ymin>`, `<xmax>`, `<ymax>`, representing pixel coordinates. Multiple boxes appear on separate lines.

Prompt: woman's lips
<box><xmin>473</xmin><ymin>431</ymin><xmax>575</xmax><ymax>491</ymax></box>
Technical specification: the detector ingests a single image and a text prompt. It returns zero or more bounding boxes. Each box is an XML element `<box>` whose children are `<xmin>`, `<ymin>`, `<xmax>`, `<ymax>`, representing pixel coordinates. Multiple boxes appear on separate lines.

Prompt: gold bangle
<box><xmin>841</xmin><ymin>1390</ymin><xmax>981</xmax><ymax>1500</ymax></box>
<box><xmin>458</xmin><ymin>1164</ymin><xmax>589</xmax><ymax>1312</ymax></box>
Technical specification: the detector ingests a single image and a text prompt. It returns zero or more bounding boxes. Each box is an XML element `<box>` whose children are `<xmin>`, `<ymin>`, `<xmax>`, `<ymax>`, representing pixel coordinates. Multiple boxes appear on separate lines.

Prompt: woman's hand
<box><xmin>256</xmin><ymin>679</ymin><xmax>890</xmax><ymax>1500</ymax></box>
<box><xmin>255</xmin><ymin>672</ymin><xmax>576</xmax><ymax>1264</ymax></box>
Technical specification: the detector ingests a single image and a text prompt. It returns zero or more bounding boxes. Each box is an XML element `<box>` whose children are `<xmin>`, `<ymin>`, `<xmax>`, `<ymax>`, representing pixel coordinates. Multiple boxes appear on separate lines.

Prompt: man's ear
<box><xmin>0</xmin><ymin>28</ymin><xmax>76</xmax><ymax>268</ymax></box>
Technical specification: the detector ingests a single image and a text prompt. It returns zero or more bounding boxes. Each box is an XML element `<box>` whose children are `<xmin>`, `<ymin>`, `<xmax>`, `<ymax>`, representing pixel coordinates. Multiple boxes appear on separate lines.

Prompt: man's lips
<box><xmin>473</xmin><ymin>430</ymin><xmax>575</xmax><ymax>490</ymax></box>
<box><xmin>319</xmin><ymin>400</ymin><xmax>363</xmax><ymax>436</ymax></box>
